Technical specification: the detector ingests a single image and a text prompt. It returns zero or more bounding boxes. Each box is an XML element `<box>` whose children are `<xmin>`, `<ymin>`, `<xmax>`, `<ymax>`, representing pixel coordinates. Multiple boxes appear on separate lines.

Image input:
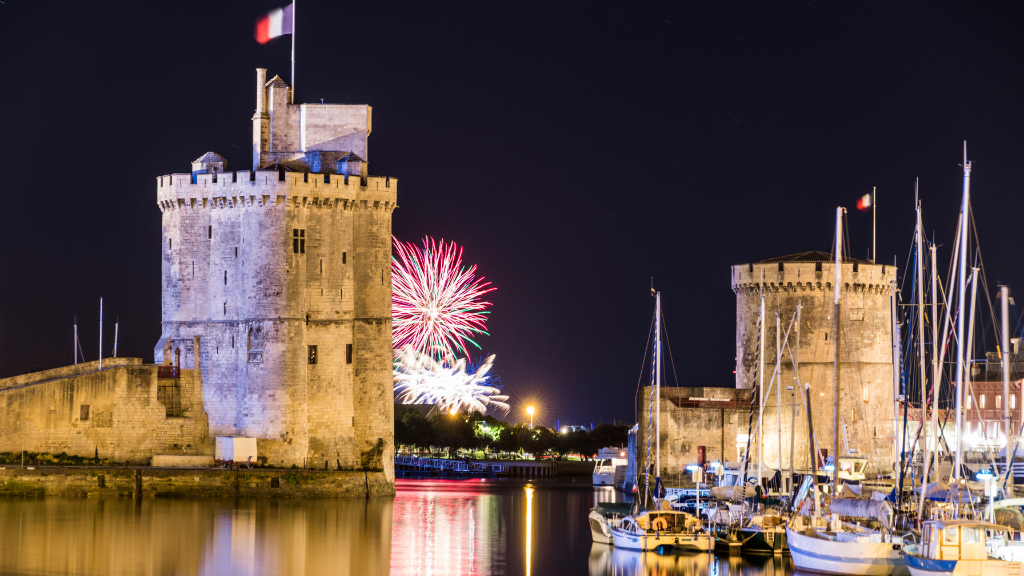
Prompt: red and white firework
<box><xmin>391</xmin><ymin>236</ymin><xmax>496</xmax><ymax>359</ymax></box>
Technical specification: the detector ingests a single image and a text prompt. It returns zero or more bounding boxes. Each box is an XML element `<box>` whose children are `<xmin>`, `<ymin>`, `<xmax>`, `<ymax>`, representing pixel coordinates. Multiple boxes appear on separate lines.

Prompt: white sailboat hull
<box><xmin>610</xmin><ymin>527</ymin><xmax>712</xmax><ymax>552</ymax></box>
<box><xmin>786</xmin><ymin>526</ymin><xmax>908</xmax><ymax>576</ymax></box>
<box><xmin>589</xmin><ymin>510</ymin><xmax>613</xmax><ymax>544</ymax></box>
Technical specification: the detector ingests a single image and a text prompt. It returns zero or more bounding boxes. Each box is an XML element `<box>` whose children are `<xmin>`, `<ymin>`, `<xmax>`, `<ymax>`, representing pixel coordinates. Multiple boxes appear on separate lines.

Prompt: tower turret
<box><xmin>251</xmin><ymin>69</ymin><xmax>371</xmax><ymax>173</ymax></box>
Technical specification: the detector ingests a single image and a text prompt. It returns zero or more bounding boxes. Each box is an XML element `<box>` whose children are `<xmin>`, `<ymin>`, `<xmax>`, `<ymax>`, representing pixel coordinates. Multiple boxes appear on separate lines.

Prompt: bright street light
<box><xmin>527</xmin><ymin>406</ymin><xmax>535</xmax><ymax>428</ymax></box>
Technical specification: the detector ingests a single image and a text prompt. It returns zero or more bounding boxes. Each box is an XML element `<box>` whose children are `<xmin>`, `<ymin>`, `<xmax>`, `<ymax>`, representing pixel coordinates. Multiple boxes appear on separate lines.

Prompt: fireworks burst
<box><xmin>393</xmin><ymin>346</ymin><xmax>509</xmax><ymax>414</ymax></box>
<box><xmin>391</xmin><ymin>236</ymin><xmax>495</xmax><ymax>358</ymax></box>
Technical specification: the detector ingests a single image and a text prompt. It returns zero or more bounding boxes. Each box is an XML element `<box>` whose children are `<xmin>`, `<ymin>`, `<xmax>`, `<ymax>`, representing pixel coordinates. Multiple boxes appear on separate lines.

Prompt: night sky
<box><xmin>2</xmin><ymin>2</ymin><xmax>1024</xmax><ymax>428</ymax></box>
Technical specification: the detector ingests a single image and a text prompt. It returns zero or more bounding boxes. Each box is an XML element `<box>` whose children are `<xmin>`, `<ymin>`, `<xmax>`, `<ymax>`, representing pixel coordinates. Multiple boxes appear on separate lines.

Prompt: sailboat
<box><xmin>608</xmin><ymin>290</ymin><xmax>713</xmax><ymax>553</ymax></box>
<box><xmin>786</xmin><ymin>207</ymin><xmax>909</xmax><ymax>576</ymax></box>
<box><xmin>901</xmin><ymin>144</ymin><xmax>1024</xmax><ymax>576</ymax></box>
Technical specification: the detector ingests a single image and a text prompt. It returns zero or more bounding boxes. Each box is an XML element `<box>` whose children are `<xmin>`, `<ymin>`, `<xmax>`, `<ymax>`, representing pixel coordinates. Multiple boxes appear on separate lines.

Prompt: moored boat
<box><xmin>588</xmin><ymin>502</ymin><xmax>634</xmax><ymax>544</ymax></box>
<box><xmin>786</xmin><ymin>514</ymin><xmax>908</xmax><ymax>576</ymax></box>
<box><xmin>903</xmin><ymin>519</ymin><xmax>1024</xmax><ymax>576</ymax></box>
<box><xmin>593</xmin><ymin>448</ymin><xmax>628</xmax><ymax>487</ymax></box>
<box><xmin>610</xmin><ymin>509</ymin><xmax>712</xmax><ymax>552</ymax></box>
<box><xmin>736</xmin><ymin>515</ymin><xmax>788</xmax><ymax>555</ymax></box>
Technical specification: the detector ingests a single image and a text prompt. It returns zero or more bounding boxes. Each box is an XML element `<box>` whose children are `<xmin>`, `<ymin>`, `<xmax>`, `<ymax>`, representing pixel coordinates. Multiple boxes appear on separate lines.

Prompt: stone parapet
<box><xmin>156</xmin><ymin>171</ymin><xmax>396</xmax><ymax>213</ymax></box>
<box><xmin>0</xmin><ymin>358</ymin><xmax>141</xmax><ymax>391</ymax></box>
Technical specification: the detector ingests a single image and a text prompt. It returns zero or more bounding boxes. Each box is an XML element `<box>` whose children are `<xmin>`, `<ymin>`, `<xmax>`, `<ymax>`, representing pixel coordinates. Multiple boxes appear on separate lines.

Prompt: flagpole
<box><xmin>872</xmin><ymin>186</ymin><xmax>876</xmax><ymax>263</ymax></box>
<box><xmin>290</xmin><ymin>0</ymin><xmax>296</xmax><ymax>103</ymax></box>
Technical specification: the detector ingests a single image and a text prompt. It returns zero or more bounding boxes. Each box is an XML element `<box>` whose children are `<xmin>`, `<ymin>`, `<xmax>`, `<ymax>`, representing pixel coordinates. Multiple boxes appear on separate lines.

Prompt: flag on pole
<box><xmin>256</xmin><ymin>4</ymin><xmax>293</xmax><ymax>44</ymax></box>
<box><xmin>856</xmin><ymin>193</ymin><xmax>872</xmax><ymax>212</ymax></box>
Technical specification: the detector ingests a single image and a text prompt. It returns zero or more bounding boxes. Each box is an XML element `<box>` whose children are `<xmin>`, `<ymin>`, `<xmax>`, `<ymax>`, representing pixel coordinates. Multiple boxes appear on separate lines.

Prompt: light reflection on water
<box><xmin>0</xmin><ymin>497</ymin><xmax>393</xmax><ymax>576</ymax></box>
<box><xmin>588</xmin><ymin>546</ymin><xmax>795</xmax><ymax>576</ymax></box>
<box><xmin>389</xmin><ymin>478</ymin><xmax>796</xmax><ymax>576</ymax></box>
<box><xmin>0</xmin><ymin>479</ymin><xmax>797</xmax><ymax>575</ymax></box>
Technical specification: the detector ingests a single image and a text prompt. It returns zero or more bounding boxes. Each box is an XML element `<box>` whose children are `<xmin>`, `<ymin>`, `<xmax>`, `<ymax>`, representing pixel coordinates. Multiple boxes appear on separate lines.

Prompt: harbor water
<box><xmin>0</xmin><ymin>477</ymin><xmax>797</xmax><ymax>575</ymax></box>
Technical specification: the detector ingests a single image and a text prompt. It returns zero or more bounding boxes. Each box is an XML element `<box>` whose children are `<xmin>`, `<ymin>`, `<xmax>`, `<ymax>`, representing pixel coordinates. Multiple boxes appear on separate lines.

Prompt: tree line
<box><xmin>394</xmin><ymin>405</ymin><xmax>630</xmax><ymax>460</ymax></box>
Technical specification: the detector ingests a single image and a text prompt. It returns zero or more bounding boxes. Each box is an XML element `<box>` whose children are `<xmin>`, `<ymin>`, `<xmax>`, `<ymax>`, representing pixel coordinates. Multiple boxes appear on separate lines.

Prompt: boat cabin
<box><xmin>837</xmin><ymin>457</ymin><xmax>868</xmax><ymax>481</ymax></box>
<box><xmin>920</xmin><ymin>520</ymin><xmax>1011</xmax><ymax>561</ymax></box>
<box><xmin>620</xmin><ymin>511</ymin><xmax>699</xmax><ymax>535</ymax></box>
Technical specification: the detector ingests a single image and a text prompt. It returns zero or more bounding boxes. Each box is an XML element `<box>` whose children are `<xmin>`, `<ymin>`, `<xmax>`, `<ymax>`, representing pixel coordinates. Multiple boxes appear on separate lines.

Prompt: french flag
<box><xmin>256</xmin><ymin>4</ymin><xmax>293</xmax><ymax>44</ymax></box>
<box><xmin>856</xmin><ymin>193</ymin><xmax>872</xmax><ymax>212</ymax></box>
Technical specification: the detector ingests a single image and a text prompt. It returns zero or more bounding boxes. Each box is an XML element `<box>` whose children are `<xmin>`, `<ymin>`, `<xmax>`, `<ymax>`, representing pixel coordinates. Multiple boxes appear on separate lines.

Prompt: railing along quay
<box><xmin>394</xmin><ymin>456</ymin><xmax>557</xmax><ymax>477</ymax></box>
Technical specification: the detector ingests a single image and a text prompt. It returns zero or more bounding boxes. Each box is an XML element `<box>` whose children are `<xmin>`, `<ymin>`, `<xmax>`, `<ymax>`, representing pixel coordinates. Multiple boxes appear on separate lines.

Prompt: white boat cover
<box><xmin>830</xmin><ymin>498</ymin><xmax>893</xmax><ymax>527</ymax></box>
<box><xmin>911</xmin><ymin>481</ymin><xmax>975</xmax><ymax>502</ymax></box>
<box><xmin>712</xmin><ymin>486</ymin><xmax>756</xmax><ymax>500</ymax></box>
<box><xmin>840</xmin><ymin>483</ymin><xmax>861</xmax><ymax>497</ymax></box>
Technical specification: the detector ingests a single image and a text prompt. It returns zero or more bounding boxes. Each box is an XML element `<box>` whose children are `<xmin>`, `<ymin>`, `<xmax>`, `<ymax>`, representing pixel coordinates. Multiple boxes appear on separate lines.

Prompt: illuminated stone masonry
<box><xmin>155</xmin><ymin>69</ymin><xmax>397</xmax><ymax>478</ymax></box>
<box><xmin>644</xmin><ymin>252</ymin><xmax>898</xmax><ymax>488</ymax></box>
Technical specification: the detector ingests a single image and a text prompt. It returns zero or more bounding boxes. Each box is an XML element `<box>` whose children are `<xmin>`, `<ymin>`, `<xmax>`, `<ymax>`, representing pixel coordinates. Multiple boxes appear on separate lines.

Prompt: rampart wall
<box><xmin>0</xmin><ymin>359</ymin><xmax>208</xmax><ymax>464</ymax></box>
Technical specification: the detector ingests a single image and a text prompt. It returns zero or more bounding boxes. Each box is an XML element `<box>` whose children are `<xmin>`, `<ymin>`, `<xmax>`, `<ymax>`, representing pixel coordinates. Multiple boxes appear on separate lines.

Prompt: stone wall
<box><xmin>0</xmin><ymin>466</ymin><xmax>394</xmax><ymax>498</ymax></box>
<box><xmin>0</xmin><ymin>360</ymin><xmax>209</xmax><ymax>463</ymax></box>
<box><xmin>639</xmin><ymin>387</ymin><xmax>753</xmax><ymax>488</ymax></box>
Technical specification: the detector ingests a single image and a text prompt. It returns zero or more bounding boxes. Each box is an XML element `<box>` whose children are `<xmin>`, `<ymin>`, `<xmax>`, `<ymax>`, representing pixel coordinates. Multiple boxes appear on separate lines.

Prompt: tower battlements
<box><xmin>156</xmin><ymin>171</ymin><xmax>397</xmax><ymax>213</ymax></box>
<box><xmin>731</xmin><ymin>254</ymin><xmax>895</xmax><ymax>294</ymax></box>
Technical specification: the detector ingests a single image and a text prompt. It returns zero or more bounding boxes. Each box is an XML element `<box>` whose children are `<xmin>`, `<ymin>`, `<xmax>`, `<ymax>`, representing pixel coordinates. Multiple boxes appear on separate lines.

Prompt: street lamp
<box><xmin>527</xmin><ymin>406</ymin><xmax>535</xmax><ymax>428</ymax></box>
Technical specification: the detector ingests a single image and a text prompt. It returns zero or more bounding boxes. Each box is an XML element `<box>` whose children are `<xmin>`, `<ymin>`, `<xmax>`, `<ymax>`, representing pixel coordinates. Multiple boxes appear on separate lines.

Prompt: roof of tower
<box><xmin>194</xmin><ymin>152</ymin><xmax>226</xmax><ymax>164</ymax></box>
<box><xmin>266</xmin><ymin>75</ymin><xmax>288</xmax><ymax>87</ymax></box>
<box><xmin>339</xmin><ymin>151</ymin><xmax>364</xmax><ymax>161</ymax></box>
<box><xmin>757</xmin><ymin>251</ymin><xmax>871</xmax><ymax>264</ymax></box>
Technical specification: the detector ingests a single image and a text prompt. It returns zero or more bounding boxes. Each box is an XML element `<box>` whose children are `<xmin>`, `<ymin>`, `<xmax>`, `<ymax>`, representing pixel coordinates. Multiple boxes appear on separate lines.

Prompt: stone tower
<box><xmin>155</xmin><ymin>69</ymin><xmax>396</xmax><ymax>477</ymax></box>
<box><xmin>731</xmin><ymin>252</ymin><xmax>897</xmax><ymax>475</ymax></box>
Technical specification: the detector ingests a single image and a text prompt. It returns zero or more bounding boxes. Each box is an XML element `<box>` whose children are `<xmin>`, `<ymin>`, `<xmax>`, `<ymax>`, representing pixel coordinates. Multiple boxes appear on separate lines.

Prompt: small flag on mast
<box><xmin>256</xmin><ymin>4</ymin><xmax>293</xmax><ymax>44</ymax></box>
<box><xmin>856</xmin><ymin>193</ymin><xmax>872</xmax><ymax>212</ymax></box>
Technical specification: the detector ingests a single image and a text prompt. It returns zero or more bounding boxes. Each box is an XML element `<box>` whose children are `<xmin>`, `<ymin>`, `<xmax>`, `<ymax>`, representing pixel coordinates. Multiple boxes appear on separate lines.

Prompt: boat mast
<box><xmin>954</xmin><ymin>142</ymin><xmax>971</xmax><ymax>481</ymax></box>
<box><xmin>930</xmin><ymin>244</ymin><xmax>939</xmax><ymax>485</ymax></box>
<box><xmin>758</xmin><ymin>287</ymin><xmax>765</xmax><ymax>486</ymax></box>
<box><xmin>833</xmin><ymin>206</ymin><xmax>843</xmax><ymax>496</ymax></box>
<box><xmin>777</xmin><ymin>309</ymin><xmax>782</xmax><ymax>490</ymax></box>
<box><xmin>890</xmin><ymin>275</ymin><xmax>900</xmax><ymax>471</ymax></box>
<box><xmin>938</xmin><ymin>216</ymin><xmax>961</xmax><ymax>481</ymax></box>
<box><xmin>791</xmin><ymin>302</ymin><xmax>802</xmax><ymax>495</ymax></box>
<box><xmin>805</xmin><ymin>381</ymin><xmax>820</xmax><ymax>519</ymax></box>
<box><xmin>655</xmin><ymin>290</ymin><xmax>661</xmax><ymax>495</ymax></box>
<box><xmin>964</xmin><ymin>268</ymin><xmax>979</xmax><ymax>470</ymax></box>
<box><xmin>1003</xmin><ymin>286</ymin><xmax>1011</xmax><ymax>469</ymax></box>
<box><xmin>916</xmin><ymin>202</ymin><xmax>931</xmax><ymax>520</ymax></box>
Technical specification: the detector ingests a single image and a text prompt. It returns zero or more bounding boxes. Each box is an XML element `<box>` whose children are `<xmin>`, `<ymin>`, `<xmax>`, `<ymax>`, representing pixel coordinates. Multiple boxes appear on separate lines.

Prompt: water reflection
<box><xmin>588</xmin><ymin>546</ymin><xmax>796</xmax><ymax>576</ymax></box>
<box><xmin>526</xmin><ymin>486</ymin><xmax>534</xmax><ymax>576</ymax></box>
<box><xmin>390</xmin><ymin>479</ymin><xmax>510</xmax><ymax>575</ymax></box>
<box><xmin>0</xmin><ymin>479</ymin><xmax>797</xmax><ymax>575</ymax></box>
<box><xmin>0</xmin><ymin>497</ymin><xmax>392</xmax><ymax>576</ymax></box>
